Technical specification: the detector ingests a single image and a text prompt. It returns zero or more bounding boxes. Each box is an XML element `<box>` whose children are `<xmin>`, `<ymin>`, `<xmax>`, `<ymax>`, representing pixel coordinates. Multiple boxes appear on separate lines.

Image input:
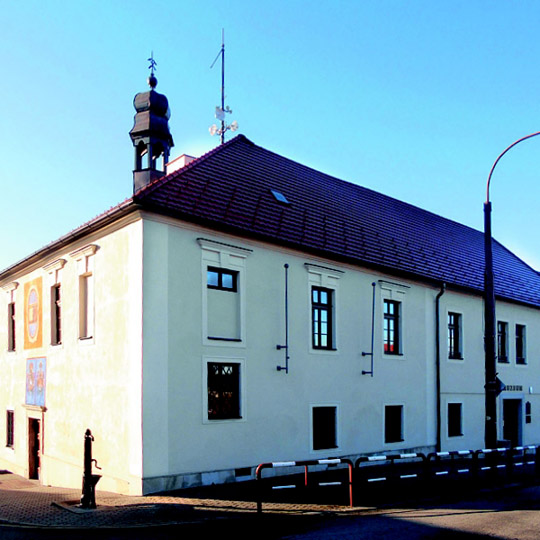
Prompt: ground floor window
<box><xmin>207</xmin><ymin>362</ymin><xmax>241</xmax><ymax>420</ymax></box>
<box><xmin>384</xmin><ymin>405</ymin><xmax>403</xmax><ymax>443</ymax></box>
<box><xmin>6</xmin><ymin>410</ymin><xmax>14</xmax><ymax>448</ymax></box>
<box><xmin>447</xmin><ymin>402</ymin><xmax>463</xmax><ymax>437</ymax></box>
<box><xmin>312</xmin><ymin>406</ymin><xmax>337</xmax><ymax>450</ymax></box>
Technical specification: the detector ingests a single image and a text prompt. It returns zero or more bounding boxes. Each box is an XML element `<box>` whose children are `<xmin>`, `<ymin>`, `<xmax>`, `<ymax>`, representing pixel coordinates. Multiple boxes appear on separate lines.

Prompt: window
<box><xmin>7</xmin><ymin>302</ymin><xmax>15</xmax><ymax>351</ymax></box>
<box><xmin>497</xmin><ymin>321</ymin><xmax>509</xmax><ymax>363</ymax></box>
<box><xmin>384</xmin><ymin>405</ymin><xmax>403</xmax><ymax>443</ymax></box>
<box><xmin>516</xmin><ymin>324</ymin><xmax>526</xmax><ymax>365</ymax></box>
<box><xmin>312</xmin><ymin>406</ymin><xmax>337</xmax><ymax>450</ymax></box>
<box><xmin>448</xmin><ymin>312</ymin><xmax>462</xmax><ymax>359</ymax></box>
<box><xmin>447</xmin><ymin>403</ymin><xmax>463</xmax><ymax>437</ymax></box>
<box><xmin>526</xmin><ymin>401</ymin><xmax>532</xmax><ymax>424</ymax></box>
<box><xmin>199</xmin><ymin>238</ymin><xmax>252</xmax><ymax>344</ymax></box>
<box><xmin>207</xmin><ymin>362</ymin><xmax>241</xmax><ymax>420</ymax></box>
<box><xmin>51</xmin><ymin>284</ymin><xmax>62</xmax><ymax>345</ymax></box>
<box><xmin>207</xmin><ymin>267</ymin><xmax>240</xmax><ymax>340</ymax></box>
<box><xmin>6</xmin><ymin>410</ymin><xmax>14</xmax><ymax>448</ymax></box>
<box><xmin>207</xmin><ymin>267</ymin><xmax>238</xmax><ymax>292</ymax></box>
<box><xmin>312</xmin><ymin>287</ymin><xmax>334</xmax><ymax>349</ymax></box>
<box><xmin>70</xmin><ymin>245</ymin><xmax>97</xmax><ymax>341</ymax></box>
<box><xmin>383</xmin><ymin>300</ymin><xmax>400</xmax><ymax>355</ymax></box>
<box><xmin>79</xmin><ymin>274</ymin><xmax>94</xmax><ymax>339</ymax></box>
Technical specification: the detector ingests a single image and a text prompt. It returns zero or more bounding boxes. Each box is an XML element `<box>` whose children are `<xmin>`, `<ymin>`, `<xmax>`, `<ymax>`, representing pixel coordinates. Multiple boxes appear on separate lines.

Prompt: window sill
<box><xmin>207</xmin><ymin>337</ymin><xmax>242</xmax><ymax>342</ymax></box>
<box><xmin>448</xmin><ymin>356</ymin><xmax>464</xmax><ymax>361</ymax></box>
<box><xmin>385</xmin><ymin>439</ymin><xmax>404</xmax><ymax>444</ymax></box>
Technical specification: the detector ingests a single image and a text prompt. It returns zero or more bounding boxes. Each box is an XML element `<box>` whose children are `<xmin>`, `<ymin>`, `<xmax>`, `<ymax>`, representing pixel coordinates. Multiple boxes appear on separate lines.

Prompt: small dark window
<box><xmin>383</xmin><ymin>300</ymin><xmax>400</xmax><ymax>354</ymax></box>
<box><xmin>516</xmin><ymin>324</ymin><xmax>526</xmax><ymax>365</ymax></box>
<box><xmin>526</xmin><ymin>401</ymin><xmax>532</xmax><ymax>424</ymax></box>
<box><xmin>207</xmin><ymin>267</ymin><xmax>238</xmax><ymax>292</ymax></box>
<box><xmin>448</xmin><ymin>312</ymin><xmax>462</xmax><ymax>359</ymax></box>
<box><xmin>6</xmin><ymin>410</ymin><xmax>14</xmax><ymax>448</ymax></box>
<box><xmin>7</xmin><ymin>302</ymin><xmax>15</xmax><ymax>351</ymax></box>
<box><xmin>497</xmin><ymin>321</ymin><xmax>509</xmax><ymax>363</ymax></box>
<box><xmin>51</xmin><ymin>284</ymin><xmax>62</xmax><ymax>345</ymax></box>
<box><xmin>384</xmin><ymin>405</ymin><xmax>403</xmax><ymax>443</ymax></box>
<box><xmin>312</xmin><ymin>406</ymin><xmax>337</xmax><ymax>450</ymax></box>
<box><xmin>448</xmin><ymin>403</ymin><xmax>463</xmax><ymax>437</ymax></box>
<box><xmin>312</xmin><ymin>287</ymin><xmax>334</xmax><ymax>349</ymax></box>
<box><xmin>207</xmin><ymin>363</ymin><xmax>241</xmax><ymax>420</ymax></box>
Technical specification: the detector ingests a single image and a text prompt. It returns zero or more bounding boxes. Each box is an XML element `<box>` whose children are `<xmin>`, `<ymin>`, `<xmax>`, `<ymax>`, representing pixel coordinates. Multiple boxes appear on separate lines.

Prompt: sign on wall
<box><xmin>24</xmin><ymin>278</ymin><xmax>42</xmax><ymax>349</ymax></box>
<box><xmin>26</xmin><ymin>357</ymin><xmax>46</xmax><ymax>407</ymax></box>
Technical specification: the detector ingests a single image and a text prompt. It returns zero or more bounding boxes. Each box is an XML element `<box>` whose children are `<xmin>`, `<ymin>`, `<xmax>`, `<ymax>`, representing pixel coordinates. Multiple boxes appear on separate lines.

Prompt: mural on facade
<box><xmin>24</xmin><ymin>277</ymin><xmax>42</xmax><ymax>349</ymax></box>
<box><xmin>26</xmin><ymin>357</ymin><xmax>46</xmax><ymax>407</ymax></box>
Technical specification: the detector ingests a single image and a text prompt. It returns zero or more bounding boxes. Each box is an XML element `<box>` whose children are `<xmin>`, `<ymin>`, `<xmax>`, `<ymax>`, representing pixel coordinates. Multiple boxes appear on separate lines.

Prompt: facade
<box><xmin>1</xmin><ymin>80</ymin><xmax>540</xmax><ymax>495</ymax></box>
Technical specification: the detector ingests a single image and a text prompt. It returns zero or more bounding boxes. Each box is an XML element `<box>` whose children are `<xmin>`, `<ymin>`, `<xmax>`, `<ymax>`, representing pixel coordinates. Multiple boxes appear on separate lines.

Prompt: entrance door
<box><xmin>28</xmin><ymin>419</ymin><xmax>41</xmax><ymax>480</ymax></box>
<box><xmin>502</xmin><ymin>399</ymin><xmax>522</xmax><ymax>447</ymax></box>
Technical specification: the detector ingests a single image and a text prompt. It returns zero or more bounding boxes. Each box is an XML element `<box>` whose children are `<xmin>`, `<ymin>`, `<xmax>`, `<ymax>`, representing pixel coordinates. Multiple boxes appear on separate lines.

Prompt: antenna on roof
<box><xmin>209</xmin><ymin>29</ymin><xmax>238</xmax><ymax>144</ymax></box>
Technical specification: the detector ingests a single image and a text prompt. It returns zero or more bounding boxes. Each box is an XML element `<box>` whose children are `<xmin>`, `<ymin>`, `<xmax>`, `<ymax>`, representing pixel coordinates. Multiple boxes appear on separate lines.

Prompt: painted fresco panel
<box><xmin>26</xmin><ymin>357</ymin><xmax>46</xmax><ymax>407</ymax></box>
<box><xmin>24</xmin><ymin>277</ymin><xmax>43</xmax><ymax>349</ymax></box>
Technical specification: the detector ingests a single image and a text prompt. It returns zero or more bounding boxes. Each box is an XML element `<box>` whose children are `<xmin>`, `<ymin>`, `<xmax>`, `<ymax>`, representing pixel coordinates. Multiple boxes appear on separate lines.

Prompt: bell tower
<box><xmin>129</xmin><ymin>57</ymin><xmax>174</xmax><ymax>192</ymax></box>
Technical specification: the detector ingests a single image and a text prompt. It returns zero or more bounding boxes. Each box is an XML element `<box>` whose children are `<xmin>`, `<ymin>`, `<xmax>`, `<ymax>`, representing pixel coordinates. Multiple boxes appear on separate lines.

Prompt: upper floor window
<box><xmin>516</xmin><ymin>324</ymin><xmax>526</xmax><ymax>365</ymax></box>
<box><xmin>7</xmin><ymin>302</ymin><xmax>15</xmax><ymax>352</ymax></box>
<box><xmin>305</xmin><ymin>263</ymin><xmax>342</xmax><ymax>353</ymax></box>
<box><xmin>312</xmin><ymin>287</ymin><xmax>334</xmax><ymax>350</ymax></box>
<box><xmin>51</xmin><ymin>284</ymin><xmax>62</xmax><ymax>345</ymax></box>
<box><xmin>383</xmin><ymin>299</ymin><xmax>401</xmax><ymax>355</ymax></box>
<box><xmin>44</xmin><ymin>258</ymin><xmax>66</xmax><ymax>346</ymax></box>
<box><xmin>448</xmin><ymin>312</ymin><xmax>463</xmax><ymax>359</ymax></box>
<box><xmin>207</xmin><ymin>267</ymin><xmax>238</xmax><ymax>292</ymax></box>
<box><xmin>69</xmin><ymin>245</ymin><xmax>97</xmax><ymax>342</ymax></box>
<box><xmin>497</xmin><ymin>321</ymin><xmax>509</xmax><ymax>363</ymax></box>
<box><xmin>198</xmin><ymin>238</ymin><xmax>252</xmax><ymax>344</ymax></box>
<box><xmin>2</xmin><ymin>282</ymin><xmax>18</xmax><ymax>352</ymax></box>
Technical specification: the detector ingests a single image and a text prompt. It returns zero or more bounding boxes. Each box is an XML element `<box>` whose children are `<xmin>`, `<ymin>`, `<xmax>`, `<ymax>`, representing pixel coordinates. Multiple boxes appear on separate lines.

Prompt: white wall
<box><xmin>0</xmin><ymin>216</ymin><xmax>145</xmax><ymax>495</ymax></box>
<box><xmin>139</xmin><ymin>216</ymin><xmax>540</xmax><ymax>493</ymax></box>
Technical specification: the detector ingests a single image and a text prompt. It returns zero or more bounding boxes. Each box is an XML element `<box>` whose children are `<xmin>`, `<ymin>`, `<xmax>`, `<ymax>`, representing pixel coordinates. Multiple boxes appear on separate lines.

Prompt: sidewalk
<box><xmin>0</xmin><ymin>470</ymin><xmax>346</xmax><ymax>530</ymax></box>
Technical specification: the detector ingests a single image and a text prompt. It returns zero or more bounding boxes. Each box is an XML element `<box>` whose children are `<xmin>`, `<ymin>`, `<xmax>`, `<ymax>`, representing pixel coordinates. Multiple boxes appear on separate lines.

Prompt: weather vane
<box><xmin>148</xmin><ymin>52</ymin><xmax>157</xmax><ymax>76</ymax></box>
<box><xmin>209</xmin><ymin>29</ymin><xmax>238</xmax><ymax>144</ymax></box>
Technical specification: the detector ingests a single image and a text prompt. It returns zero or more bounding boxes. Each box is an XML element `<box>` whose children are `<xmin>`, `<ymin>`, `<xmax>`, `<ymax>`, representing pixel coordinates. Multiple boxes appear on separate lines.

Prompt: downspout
<box><xmin>435</xmin><ymin>283</ymin><xmax>446</xmax><ymax>453</ymax></box>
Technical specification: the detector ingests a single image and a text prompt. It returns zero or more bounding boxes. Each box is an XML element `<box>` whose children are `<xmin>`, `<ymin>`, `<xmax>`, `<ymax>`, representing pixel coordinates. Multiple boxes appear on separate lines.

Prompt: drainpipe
<box><xmin>435</xmin><ymin>283</ymin><xmax>446</xmax><ymax>453</ymax></box>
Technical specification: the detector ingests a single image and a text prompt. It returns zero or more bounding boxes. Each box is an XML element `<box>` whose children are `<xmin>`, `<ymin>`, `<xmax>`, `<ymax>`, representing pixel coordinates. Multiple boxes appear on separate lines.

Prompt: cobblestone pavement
<box><xmin>0</xmin><ymin>470</ymin><xmax>349</xmax><ymax>530</ymax></box>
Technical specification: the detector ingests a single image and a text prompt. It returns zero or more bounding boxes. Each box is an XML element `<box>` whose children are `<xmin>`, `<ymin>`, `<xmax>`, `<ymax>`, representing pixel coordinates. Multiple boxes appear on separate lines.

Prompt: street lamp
<box><xmin>484</xmin><ymin>131</ymin><xmax>540</xmax><ymax>449</ymax></box>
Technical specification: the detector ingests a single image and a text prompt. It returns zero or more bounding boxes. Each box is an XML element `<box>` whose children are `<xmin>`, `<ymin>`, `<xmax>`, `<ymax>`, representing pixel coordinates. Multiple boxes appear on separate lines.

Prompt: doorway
<box><xmin>28</xmin><ymin>418</ymin><xmax>41</xmax><ymax>480</ymax></box>
<box><xmin>502</xmin><ymin>399</ymin><xmax>522</xmax><ymax>447</ymax></box>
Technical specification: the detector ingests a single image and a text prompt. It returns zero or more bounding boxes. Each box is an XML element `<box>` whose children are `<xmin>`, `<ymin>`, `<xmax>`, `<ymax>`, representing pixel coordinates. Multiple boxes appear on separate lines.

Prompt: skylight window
<box><xmin>271</xmin><ymin>189</ymin><xmax>290</xmax><ymax>205</ymax></box>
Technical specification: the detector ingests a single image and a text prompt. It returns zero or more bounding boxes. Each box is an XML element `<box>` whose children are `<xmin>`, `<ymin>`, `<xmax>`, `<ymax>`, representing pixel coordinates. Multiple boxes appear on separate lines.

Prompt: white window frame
<box><xmin>202</xmin><ymin>356</ymin><xmax>246</xmax><ymax>424</ymax></box>
<box><xmin>198</xmin><ymin>238</ymin><xmax>252</xmax><ymax>347</ymax></box>
<box><xmin>305</xmin><ymin>263</ymin><xmax>343</xmax><ymax>354</ymax></box>
<box><xmin>70</xmin><ymin>245</ymin><xmax>97</xmax><ymax>343</ymax></box>
<box><xmin>2</xmin><ymin>282</ymin><xmax>18</xmax><ymax>353</ymax></box>
<box><xmin>380</xmin><ymin>280</ymin><xmax>408</xmax><ymax>358</ymax></box>
<box><xmin>43</xmin><ymin>259</ymin><xmax>66</xmax><ymax>347</ymax></box>
<box><xmin>515</xmin><ymin>323</ymin><xmax>527</xmax><ymax>366</ymax></box>
<box><xmin>448</xmin><ymin>311</ymin><xmax>464</xmax><ymax>360</ymax></box>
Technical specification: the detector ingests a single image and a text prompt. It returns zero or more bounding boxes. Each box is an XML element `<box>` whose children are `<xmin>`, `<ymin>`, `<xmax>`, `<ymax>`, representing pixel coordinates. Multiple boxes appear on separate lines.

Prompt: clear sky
<box><xmin>2</xmin><ymin>0</ymin><xmax>540</xmax><ymax>272</ymax></box>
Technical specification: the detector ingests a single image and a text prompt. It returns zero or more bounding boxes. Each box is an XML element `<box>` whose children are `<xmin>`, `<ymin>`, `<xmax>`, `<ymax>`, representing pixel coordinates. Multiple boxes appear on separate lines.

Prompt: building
<box><xmin>1</xmin><ymin>76</ymin><xmax>540</xmax><ymax>496</ymax></box>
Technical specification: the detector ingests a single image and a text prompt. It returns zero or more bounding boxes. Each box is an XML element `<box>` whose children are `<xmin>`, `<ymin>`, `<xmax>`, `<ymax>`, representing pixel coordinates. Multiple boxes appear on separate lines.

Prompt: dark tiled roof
<box><xmin>135</xmin><ymin>135</ymin><xmax>540</xmax><ymax>308</ymax></box>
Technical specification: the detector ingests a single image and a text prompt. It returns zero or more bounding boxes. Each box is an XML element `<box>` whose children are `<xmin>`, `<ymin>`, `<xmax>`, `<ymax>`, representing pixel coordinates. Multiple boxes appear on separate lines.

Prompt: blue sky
<box><xmin>2</xmin><ymin>0</ymin><xmax>540</xmax><ymax>271</ymax></box>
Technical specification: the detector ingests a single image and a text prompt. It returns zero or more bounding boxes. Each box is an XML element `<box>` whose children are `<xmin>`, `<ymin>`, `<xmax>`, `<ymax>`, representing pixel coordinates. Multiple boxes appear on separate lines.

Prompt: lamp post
<box><xmin>484</xmin><ymin>131</ymin><xmax>540</xmax><ymax>449</ymax></box>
